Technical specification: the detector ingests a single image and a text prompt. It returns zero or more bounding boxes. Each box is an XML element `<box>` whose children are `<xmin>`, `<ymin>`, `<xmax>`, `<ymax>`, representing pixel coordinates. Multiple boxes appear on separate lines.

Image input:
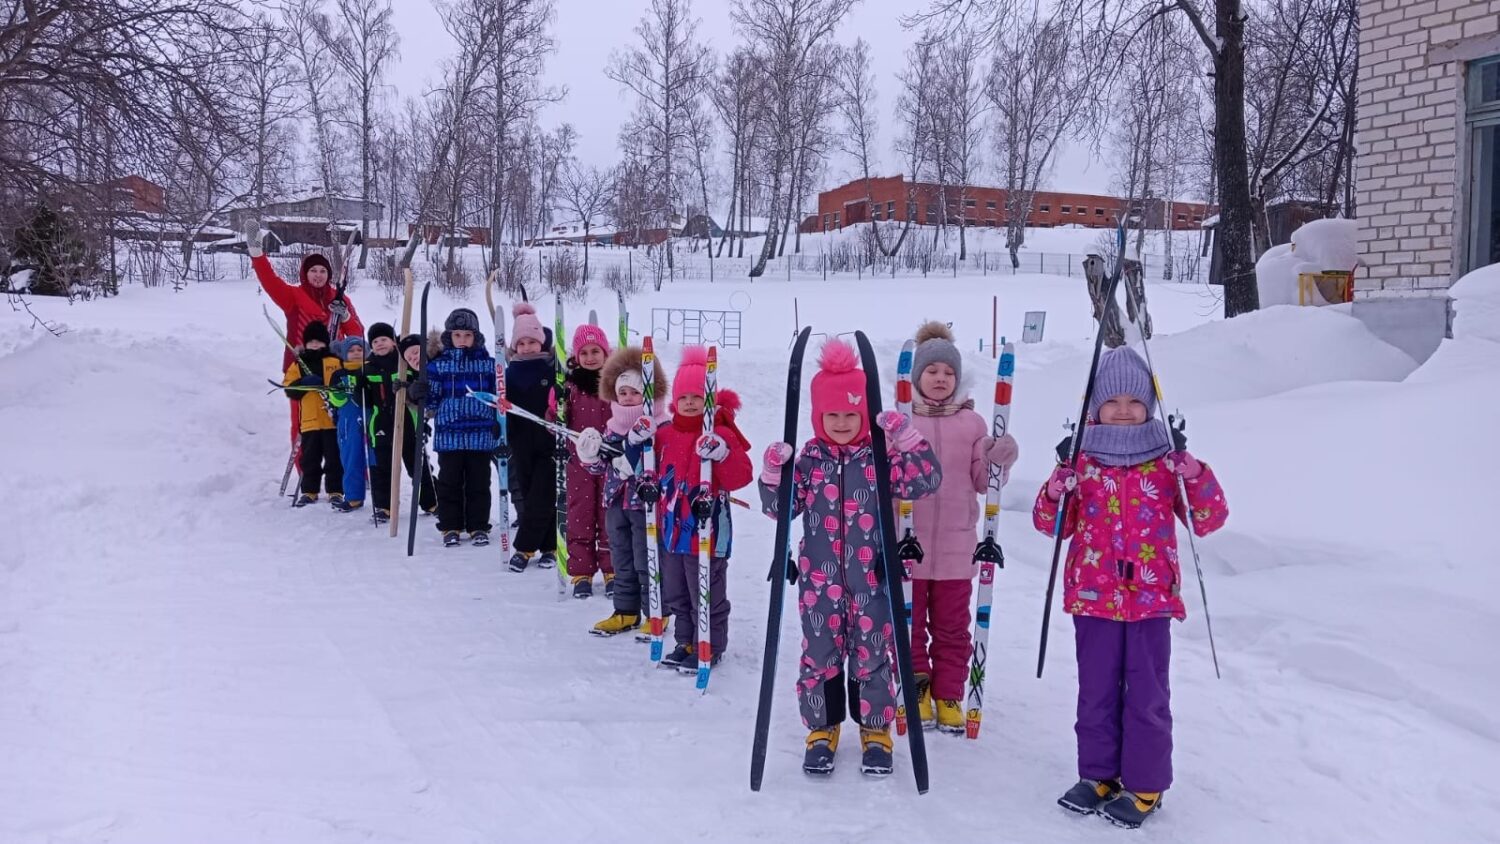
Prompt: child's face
<box><xmin>1098</xmin><ymin>395</ymin><xmax>1148</xmax><ymax>426</ymax></box>
<box><xmin>822</xmin><ymin>411</ymin><xmax>862</xmax><ymax>445</ymax></box>
<box><xmin>305</xmin><ymin>339</ymin><xmax>327</xmax><ymax>351</ymax></box>
<box><xmin>918</xmin><ymin>362</ymin><xmax>956</xmax><ymax>402</ymax></box>
<box><xmin>514</xmin><ymin>336</ymin><xmax>543</xmax><ymax>355</ymax></box>
<box><xmin>451</xmin><ymin>329</ymin><xmax>475</xmax><ymax>349</ymax></box>
<box><xmin>371</xmin><ymin>336</ymin><xmax>396</xmax><ymax>356</ymax></box>
<box><xmin>676</xmin><ymin>394</ymin><xmax>704</xmax><ymax>416</ymax></box>
<box><xmin>346</xmin><ymin>344</ymin><xmax>365</xmax><ymax>363</ymax></box>
<box><xmin>577</xmin><ymin>344</ymin><xmax>606</xmax><ymax>370</ymax></box>
<box><xmin>402</xmin><ymin>345</ymin><xmax>421</xmax><ymax>370</ymax></box>
<box><xmin>617</xmin><ymin>384</ymin><xmax>644</xmax><ymax>407</ymax></box>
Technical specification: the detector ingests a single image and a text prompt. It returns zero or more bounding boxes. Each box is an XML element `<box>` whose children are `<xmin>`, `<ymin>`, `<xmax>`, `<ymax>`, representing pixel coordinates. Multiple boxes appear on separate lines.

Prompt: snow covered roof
<box><xmin>1200</xmin><ymin>214</ymin><xmax>1219</xmax><ymax>228</ymax></box>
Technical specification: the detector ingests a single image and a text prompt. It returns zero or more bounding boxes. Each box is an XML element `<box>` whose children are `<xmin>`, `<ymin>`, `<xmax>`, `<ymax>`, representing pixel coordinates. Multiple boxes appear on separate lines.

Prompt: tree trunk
<box><xmin>1215</xmin><ymin>0</ymin><xmax>1259</xmax><ymax>316</ymax></box>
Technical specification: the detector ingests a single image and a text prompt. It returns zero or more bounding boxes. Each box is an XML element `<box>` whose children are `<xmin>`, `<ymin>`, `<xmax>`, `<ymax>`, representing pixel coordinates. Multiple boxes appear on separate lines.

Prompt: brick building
<box><xmin>1355</xmin><ymin>0</ymin><xmax>1500</xmax><ymax>296</ymax></box>
<box><xmin>813</xmin><ymin>176</ymin><xmax>1212</xmax><ymax>233</ymax></box>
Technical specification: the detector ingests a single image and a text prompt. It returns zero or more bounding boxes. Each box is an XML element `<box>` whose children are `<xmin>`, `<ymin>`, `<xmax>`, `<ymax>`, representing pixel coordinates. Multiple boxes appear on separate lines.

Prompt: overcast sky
<box><xmin>384</xmin><ymin>0</ymin><xmax>1112</xmax><ymax>197</ymax></box>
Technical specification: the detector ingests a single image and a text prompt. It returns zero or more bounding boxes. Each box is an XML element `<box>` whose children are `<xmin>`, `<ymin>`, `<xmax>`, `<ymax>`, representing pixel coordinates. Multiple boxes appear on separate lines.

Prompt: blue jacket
<box><xmin>426</xmin><ymin>337</ymin><xmax>497</xmax><ymax>453</ymax></box>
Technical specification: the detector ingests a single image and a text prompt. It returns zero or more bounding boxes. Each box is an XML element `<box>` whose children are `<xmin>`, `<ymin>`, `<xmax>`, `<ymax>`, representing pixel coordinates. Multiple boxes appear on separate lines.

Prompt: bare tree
<box><xmin>321</xmin><ymin>0</ymin><xmax>399</xmax><ymax>263</ymax></box>
<box><xmin>731</xmin><ymin>0</ymin><xmax>860</xmax><ymax>277</ymax></box>
<box><xmin>485</xmin><ymin>0</ymin><xmax>560</xmax><ymax>255</ymax></box>
<box><xmin>559</xmin><ymin>161</ymin><xmax>616</xmax><ymax>282</ymax></box>
<box><xmin>832</xmin><ymin>38</ymin><xmax>893</xmax><ymax>257</ymax></box>
<box><xmin>893</xmin><ymin>37</ymin><xmax>939</xmax><ymax>257</ymax></box>
<box><xmin>934</xmin><ymin>28</ymin><xmax>988</xmax><ymax>260</ymax></box>
<box><xmin>710</xmin><ymin>47</ymin><xmax>766</xmax><ymax>258</ymax></box>
<box><xmin>242</xmin><ymin>18</ymin><xmax>299</xmax><ymax>218</ymax></box>
<box><xmin>682</xmin><ymin>95</ymin><xmax>718</xmax><ymax>278</ymax></box>
<box><xmin>284</xmin><ymin>0</ymin><xmax>349</xmax><ymax>246</ymax></box>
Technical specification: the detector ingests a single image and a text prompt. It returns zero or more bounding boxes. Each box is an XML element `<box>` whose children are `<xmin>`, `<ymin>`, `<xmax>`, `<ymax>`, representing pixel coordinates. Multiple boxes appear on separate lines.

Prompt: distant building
<box><xmin>228</xmin><ymin>188</ymin><xmax>384</xmax><ymax>250</ymax></box>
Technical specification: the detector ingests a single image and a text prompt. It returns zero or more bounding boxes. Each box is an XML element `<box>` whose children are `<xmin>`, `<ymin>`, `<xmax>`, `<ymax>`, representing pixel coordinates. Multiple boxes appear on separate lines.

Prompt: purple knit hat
<box><xmin>1088</xmin><ymin>347</ymin><xmax>1155</xmax><ymax>421</ymax></box>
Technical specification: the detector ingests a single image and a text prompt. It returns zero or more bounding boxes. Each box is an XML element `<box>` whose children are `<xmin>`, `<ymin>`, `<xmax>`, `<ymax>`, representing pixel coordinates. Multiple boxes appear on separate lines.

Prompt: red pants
<box><xmin>565</xmin><ymin>460</ymin><xmax>612</xmax><ymax>578</ymax></box>
<box><xmin>910</xmin><ymin>578</ymin><xmax>973</xmax><ymax>701</ymax></box>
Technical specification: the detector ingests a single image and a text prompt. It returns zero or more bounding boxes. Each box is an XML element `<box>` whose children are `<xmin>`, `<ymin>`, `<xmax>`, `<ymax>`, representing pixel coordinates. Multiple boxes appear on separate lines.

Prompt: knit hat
<box><xmin>572</xmin><ymin>323</ymin><xmax>611</xmax><ymax>357</ymax></box>
<box><xmin>299</xmin><ymin>253</ymin><xmax>331</xmax><ymax>284</ymax></box>
<box><xmin>398</xmin><ymin>334</ymin><xmax>423</xmax><ymax>355</ymax></box>
<box><xmin>1088</xmin><ymin>346</ymin><xmax>1155</xmax><ymax>421</ymax></box>
<box><xmin>302</xmin><ymin>320</ymin><xmax>331</xmax><ymax>346</ymax></box>
<box><xmin>600</xmin><ymin>345</ymin><xmax>667</xmax><ymax>403</ymax></box>
<box><xmin>510</xmin><ymin>302</ymin><xmax>546</xmax><ymax>350</ymax></box>
<box><xmin>911</xmin><ymin>320</ymin><xmax>962</xmax><ymax>400</ymax></box>
<box><xmin>332</xmin><ymin>336</ymin><xmax>367</xmax><ymax>361</ymax></box>
<box><xmin>810</xmin><ymin>338</ymin><xmax>869</xmax><ymax>444</ymax></box>
<box><xmin>367</xmin><ymin>322</ymin><xmax>397</xmax><ymax>344</ymax></box>
<box><xmin>672</xmin><ymin>346</ymin><xmax>709</xmax><ymax>403</ymax></box>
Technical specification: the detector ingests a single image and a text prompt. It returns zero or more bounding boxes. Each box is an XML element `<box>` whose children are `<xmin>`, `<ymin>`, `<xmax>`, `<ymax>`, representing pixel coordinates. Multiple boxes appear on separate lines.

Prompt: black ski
<box><xmin>750</xmin><ymin>325</ymin><xmax>812</xmax><ymax>793</ymax></box>
<box><xmin>406</xmin><ymin>281</ymin><xmax>432</xmax><ymax>557</ymax></box>
<box><xmin>853</xmin><ymin>330</ymin><xmax>929</xmax><ymax>796</ymax></box>
<box><xmin>1036</xmin><ymin>219</ymin><xmax>1128</xmax><ymax>678</ymax></box>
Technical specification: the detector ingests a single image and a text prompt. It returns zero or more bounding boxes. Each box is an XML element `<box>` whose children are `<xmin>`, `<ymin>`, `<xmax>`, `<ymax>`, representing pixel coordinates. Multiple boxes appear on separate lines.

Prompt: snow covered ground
<box><xmin>1</xmin><ymin>263</ymin><xmax>1495</xmax><ymax>843</ymax></box>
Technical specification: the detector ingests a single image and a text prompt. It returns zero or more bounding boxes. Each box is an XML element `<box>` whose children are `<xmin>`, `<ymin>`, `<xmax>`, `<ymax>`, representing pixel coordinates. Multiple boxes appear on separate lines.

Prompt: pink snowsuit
<box><xmin>908</xmin><ymin>407</ymin><xmax>994</xmax><ymax>701</ymax></box>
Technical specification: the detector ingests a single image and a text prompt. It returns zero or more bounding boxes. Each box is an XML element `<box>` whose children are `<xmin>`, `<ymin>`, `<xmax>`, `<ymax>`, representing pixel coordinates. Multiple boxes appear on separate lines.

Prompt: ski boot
<box><xmin>859</xmin><ymin>727</ymin><xmax>894</xmax><ymax>777</ymax></box>
<box><xmin>373</xmin><ymin>508</ymin><xmax>390</xmax><ymax>524</ymax></box>
<box><xmin>536</xmin><ymin>552</ymin><xmax>558</xmax><ymax>570</ymax></box>
<box><xmin>292</xmin><ymin>493</ymin><xmax>317</xmax><ymax>508</ymax></box>
<box><xmin>603</xmin><ymin>574</ymin><xmax>616</xmax><ymax>599</ymax></box>
<box><xmin>1058</xmin><ymin>778</ymin><xmax>1122</xmax><ymax>815</ymax></box>
<box><xmin>1100</xmin><ymin>790</ymin><xmax>1162</xmax><ymax>829</ymax></box>
<box><xmin>802</xmin><ymin>725</ymin><xmax>841</xmax><ymax>776</ymax></box>
<box><xmin>443</xmin><ymin>531</ymin><xmax>462</xmax><ymax>548</ymax></box>
<box><xmin>470</xmin><ymin>530</ymin><xmax>490</xmax><ymax>547</ymax></box>
<box><xmin>659</xmin><ymin>642</ymin><xmax>691</xmax><ymax>669</ymax></box>
<box><xmin>590</xmin><ymin>612</ymin><xmax>641</xmax><ymax>637</ymax></box>
<box><xmin>935</xmin><ymin>699</ymin><xmax>965</xmax><ymax>735</ymax></box>
<box><xmin>507</xmin><ymin>552</ymin><xmax>530</xmax><ymax>573</ymax></box>
<box><xmin>572</xmin><ymin>576</ymin><xmax>593</xmax><ymax>599</ymax></box>
<box><xmin>328</xmin><ymin>493</ymin><xmax>352</xmax><ymax>512</ymax></box>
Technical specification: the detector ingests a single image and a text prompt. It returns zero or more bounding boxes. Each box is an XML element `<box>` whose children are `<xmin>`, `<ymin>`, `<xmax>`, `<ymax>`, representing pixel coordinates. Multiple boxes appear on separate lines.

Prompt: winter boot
<box><xmin>676</xmin><ymin>648</ymin><xmax>722</xmax><ymax>676</ymax></box>
<box><xmin>293</xmin><ymin>493</ymin><xmax>317</xmax><ymax>508</ymax></box>
<box><xmin>916</xmin><ymin>674</ymin><xmax>935</xmax><ymax>727</ymax></box>
<box><xmin>443</xmin><ymin>531</ymin><xmax>462</xmax><ymax>548</ymax></box>
<box><xmin>373</xmin><ymin>508</ymin><xmax>391</xmax><ymax>524</ymax></box>
<box><xmin>422</xmin><ymin>505</ymin><xmax>437</xmax><ymax>516</ymax></box>
<box><xmin>1058</xmin><ymin>778</ymin><xmax>1122</xmax><ymax>815</ymax></box>
<box><xmin>603</xmin><ymin>573</ymin><xmax>616</xmax><ymax>599</ymax></box>
<box><xmin>1100</xmin><ymin>790</ymin><xmax>1162</xmax><ymax>829</ymax></box>
<box><xmin>470</xmin><ymin>530</ymin><xmax>490</xmax><ymax>547</ymax></box>
<box><xmin>572</xmin><ymin>576</ymin><xmax>593</xmax><ymax>599</ymax></box>
<box><xmin>659</xmin><ymin>642</ymin><xmax>691</xmax><ymax>669</ymax></box>
<box><xmin>634</xmin><ymin>616</ymin><xmax>654</xmax><ymax>642</ymax></box>
<box><xmin>507</xmin><ymin>552</ymin><xmax>530</xmax><ymax>573</ymax></box>
<box><xmin>935</xmin><ymin>699</ymin><xmax>965</xmax><ymax>735</ymax></box>
<box><xmin>328</xmin><ymin>493</ymin><xmax>353</xmax><ymax>511</ymax></box>
<box><xmin>802</xmin><ymin>725</ymin><xmax>841</xmax><ymax>776</ymax></box>
<box><xmin>536</xmin><ymin>552</ymin><xmax>558</xmax><ymax>570</ymax></box>
<box><xmin>859</xmin><ymin>727</ymin><xmax>894</xmax><ymax>777</ymax></box>
<box><xmin>590</xmin><ymin>612</ymin><xmax>641</xmax><ymax>637</ymax></box>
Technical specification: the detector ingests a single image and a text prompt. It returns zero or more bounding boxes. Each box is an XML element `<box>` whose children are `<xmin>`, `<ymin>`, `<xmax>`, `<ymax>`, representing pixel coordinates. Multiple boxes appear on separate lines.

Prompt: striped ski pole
<box><xmin>892</xmin><ymin>339</ymin><xmax>923</xmax><ymax>736</ymax></box>
<box><xmin>692</xmin><ymin>347</ymin><xmax>719</xmax><ymax>691</ymax></box>
<box><xmin>965</xmin><ymin>340</ymin><xmax>1015</xmax><ymax>739</ymax></box>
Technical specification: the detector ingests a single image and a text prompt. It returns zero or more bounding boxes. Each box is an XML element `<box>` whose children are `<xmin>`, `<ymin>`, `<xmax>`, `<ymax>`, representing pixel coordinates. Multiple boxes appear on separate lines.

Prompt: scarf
<box><xmin>913</xmin><ymin>395</ymin><xmax>976</xmax><ymax>417</ymax></box>
<box><xmin>606</xmin><ymin>401</ymin><xmax>668</xmax><ymax>437</ymax></box>
<box><xmin>1080</xmin><ymin>419</ymin><xmax>1172</xmax><ymax>467</ymax></box>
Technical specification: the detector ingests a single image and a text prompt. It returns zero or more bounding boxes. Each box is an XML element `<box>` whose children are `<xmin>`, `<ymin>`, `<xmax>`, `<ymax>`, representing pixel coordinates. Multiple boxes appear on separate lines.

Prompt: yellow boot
<box><xmin>917</xmin><ymin>675</ymin><xmax>935</xmax><ymax>727</ymax></box>
<box><xmin>935</xmin><ymin>699</ymin><xmax>965</xmax><ymax>734</ymax></box>
<box><xmin>590</xmin><ymin>611</ymin><xmax>640</xmax><ymax>637</ymax></box>
<box><xmin>803</xmin><ymin>724</ymin><xmax>841</xmax><ymax>775</ymax></box>
<box><xmin>859</xmin><ymin>726</ymin><xmax>894</xmax><ymax>776</ymax></box>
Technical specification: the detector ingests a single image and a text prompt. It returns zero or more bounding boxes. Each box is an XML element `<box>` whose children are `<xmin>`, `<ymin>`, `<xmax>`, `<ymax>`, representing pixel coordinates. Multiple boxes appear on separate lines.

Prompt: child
<box><xmin>757</xmin><ymin>338</ymin><xmax>942</xmax><ymax>778</ymax></box>
<box><xmin>1034</xmin><ymin>346</ymin><xmax>1228</xmax><ymax>828</ymax></box>
<box><xmin>906</xmin><ymin>322</ymin><xmax>1020</xmax><ymax>732</ymax></box>
<box><xmin>281</xmin><ymin>320</ymin><xmax>344</xmax><ymax>508</ymax></box>
<box><xmin>576</xmin><ymin>345</ymin><xmax>669</xmax><ymax>635</ymax></box>
<box><xmin>653</xmin><ymin>346</ymin><xmax>752</xmax><ymax>674</ymax></box>
<box><xmin>359</xmin><ymin>324</ymin><xmax>438</xmax><ymax>522</ymax></box>
<box><xmin>424</xmin><ymin>309</ymin><xmax>498</xmax><ymax>547</ymax></box>
<box><xmin>503</xmin><ymin>303</ymin><xmax>558</xmax><ymax>572</ymax></box>
<box><xmin>328</xmin><ymin>336</ymin><xmax>371</xmax><ymax>513</ymax></box>
<box><xmin>562</xmin><ymin>323</ymin><xmax>614</xmax><ymax>599</ymax></box>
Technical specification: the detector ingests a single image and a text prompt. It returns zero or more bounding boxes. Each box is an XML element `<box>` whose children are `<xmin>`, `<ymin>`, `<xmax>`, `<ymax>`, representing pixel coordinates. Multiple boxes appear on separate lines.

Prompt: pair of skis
<box><xmin>750</xmin><ymin>329</ymin><xmax>929</xmax><ymax>795</ymax></box>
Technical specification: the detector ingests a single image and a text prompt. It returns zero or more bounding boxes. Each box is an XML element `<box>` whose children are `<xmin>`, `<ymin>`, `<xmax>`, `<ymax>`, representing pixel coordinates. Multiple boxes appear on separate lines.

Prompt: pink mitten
<box><xmin>1045</xmin><ymin>466</ymin><xmax>1077</xmax><ymax>501</ymax></box>
<box><xmin>876</xmin><ymin>410</ymin><xmax>922</xmax><ymax>453</ymax></box>
<box><xmin>1166</xmin><ymin>450</ymin><xmax>1203</xmax><ymax>480</ymax></box>
<box><xmin>760</xmin><ymin>442</ymin><xmax>794</xmax><ymax>485</ymax></box>
<box><xmin>984</xmin><ymin>434</ymin><xmax>1019</xmax><ymax>468</ymax></box>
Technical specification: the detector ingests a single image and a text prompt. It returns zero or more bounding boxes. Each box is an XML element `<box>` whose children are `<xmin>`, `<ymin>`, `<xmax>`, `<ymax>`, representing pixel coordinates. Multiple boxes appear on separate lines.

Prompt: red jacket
<box><xmin>655</xmin><ymin>390</ymin><xmax>752</xmax><ymax>554</ymax></box>
<box><xmin>254</xmin><ymin>253</ymin><xmax>364</xmax><ymax>368</ymax></box>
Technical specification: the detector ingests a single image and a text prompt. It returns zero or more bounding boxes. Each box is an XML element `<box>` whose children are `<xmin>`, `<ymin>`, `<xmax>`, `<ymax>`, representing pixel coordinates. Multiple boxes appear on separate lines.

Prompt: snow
<box><xmin>1</xmin><ymin>261</ymin><xmax>1493</xmax><ymax>843</ymax></box>
<box><xmin>1450</xmin><ymin>262</ymin><xmax>1500</xmax><ymax>343</ymax></box>
<box><xmin>5</xmin><ymin>268</ymin><xmax>34</xmax><ymax>292</ymax></box>
<box><xmin>1255</xmin><ymin>219</ymin><xmax>1357</xmax><ymax>308</ymax></box>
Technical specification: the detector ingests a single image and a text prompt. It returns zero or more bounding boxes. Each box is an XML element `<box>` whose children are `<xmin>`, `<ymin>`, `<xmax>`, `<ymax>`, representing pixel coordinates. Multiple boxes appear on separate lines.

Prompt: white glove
<box><xmin>696</xmin><ymin>433</ymin><xmax>729</xmax><ymax>462</ymax></box>
<box><xmin>626</xmin><ymin>414</ymin><xmax>657</xmax><ymax>445</ymax></box>
<box><xmin>242</xmin><ymin>219</ymin><xmax>264</xmax><ymax>258</ymax></box>
<box><xmin>576</xmin><ymin>427</ymin><xmax>603</xmax><ymax>463</ymax></box>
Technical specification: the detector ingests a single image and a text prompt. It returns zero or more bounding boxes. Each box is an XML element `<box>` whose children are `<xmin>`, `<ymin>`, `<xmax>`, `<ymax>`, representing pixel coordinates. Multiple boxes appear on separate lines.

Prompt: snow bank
<box><xmin>1255</xmin><ymin>218</ymin><xmax>1357</xmax><ymax>307</ymax></box>
<box><xmin>1450</xmin><ymin>262</ymin><xmax>1500</xmax><ymax>343</ymax></box>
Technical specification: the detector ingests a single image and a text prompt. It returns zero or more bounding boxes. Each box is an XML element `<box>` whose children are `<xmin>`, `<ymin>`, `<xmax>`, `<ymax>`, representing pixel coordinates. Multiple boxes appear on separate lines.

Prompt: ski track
<box><xmin>1</xmin><ymin>276</ymin><xmax>1495</xmax><ymax>843</ymax></box>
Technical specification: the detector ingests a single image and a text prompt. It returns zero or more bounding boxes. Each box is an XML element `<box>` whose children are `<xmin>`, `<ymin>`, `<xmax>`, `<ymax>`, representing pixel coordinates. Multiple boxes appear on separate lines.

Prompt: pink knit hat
<box><xmin>810</xmin><ymin>338</ymin><xmax>868</xmax><ymax>443</ymax></box>
<box><xmin>510</xmin><ymin>302</ymin><xmax>545</xmax><ymax>350</ymax></box>
<box><xmin>572</xmin><ymin>323</ymin><xmax>611</xmax><ymax>357</ymax></box>
<box><xmin>672</xmin><ymin>346</ymin><xmax>709</xmax><ymax>403</ymax></box>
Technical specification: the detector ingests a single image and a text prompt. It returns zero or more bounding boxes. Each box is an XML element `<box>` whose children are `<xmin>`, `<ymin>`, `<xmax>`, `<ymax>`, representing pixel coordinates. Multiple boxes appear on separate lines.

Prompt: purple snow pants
<box><xmin>1073</xmin><ymin>615</ymin><xmax>1173</xmax><ymax>793</ymax></box>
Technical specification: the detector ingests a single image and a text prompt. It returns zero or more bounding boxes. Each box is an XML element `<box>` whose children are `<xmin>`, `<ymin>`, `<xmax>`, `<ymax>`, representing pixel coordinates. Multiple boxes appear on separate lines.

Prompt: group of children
<box><xmin>277</xmin><ymin>298</ymin><xmax>1229</xmax><ymax>829</ymax></box>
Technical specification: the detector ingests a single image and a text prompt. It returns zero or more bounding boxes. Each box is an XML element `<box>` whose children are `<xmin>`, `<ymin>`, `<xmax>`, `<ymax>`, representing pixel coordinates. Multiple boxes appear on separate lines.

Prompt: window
<box><xmin>965</xmin><ymin>199</ymin><xmax>977</xmax><ymax>207</ymax></box>
<box><xmin>1192</xmin><ymin>215</ymin><xmax>1203</xmax><ymax>223</ymax></box>
<box><xmin>985</xmin><ymin>218</ymin><xmax>997</xmax><ymax>227</ymax></box>
<box><xmin>832</xmin><ymin>212</ymin><xmax>841</xmax><ymax>228</ymax></box>
<box><xmin>873</xmin><ymin>207</ymin><xmax>883</xmax><ymax>221</ymax></box>
<box><xmin>1466</xmin><ymin>56</ymin><xmax>1500</xmax><ymax>272</ymax></box>
<box><xmin>1176</xmin><ymin>213</ymin><xmax>1187</xmax><ymax>222</ymax></box>
<box><xmin>887</xmin><ymin>200</ymin><xmax>896</xmax><ymax>215</ymax></box>
<box><xmin>1076</xmin><ymin>206</ymin><xmax>1087</xmax><ymax>215</ymax></box>
<box><xmin>1095</xmin><ymin>207</ymin><xmax>1106</xmax><ymax>216</ymax></box>
<box><xmin>1060</xmin><ymin>205</ymin><xmax>1072</xmax><ymax>214</ymax></box>
<box><xmin>822</xmin><ymin>213</ymin><xmax>830</xmax><ymax>229</ymax></box>
<box><xmin>986</xmin><ymin>200</ymin><xmax>997</xmax><ymax>209</ymax></box>
<box><xmin>1039</xmin><ymin>203</ymin><xmax>1051</xmax><ymax>213</ymax></box>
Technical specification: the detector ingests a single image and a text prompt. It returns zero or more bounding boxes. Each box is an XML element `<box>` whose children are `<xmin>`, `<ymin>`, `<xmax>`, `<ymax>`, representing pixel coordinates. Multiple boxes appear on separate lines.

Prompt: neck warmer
<box><xmin>1080</xmin><ymin>419</ymin><xmax>1172</xmax><ymax>467</ymax></box>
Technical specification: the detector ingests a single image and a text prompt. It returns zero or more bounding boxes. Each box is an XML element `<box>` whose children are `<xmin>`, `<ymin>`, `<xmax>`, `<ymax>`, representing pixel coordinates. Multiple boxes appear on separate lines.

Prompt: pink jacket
<box><xmin>1032</xmin><ymin>454</ymin><xmax>1228</xmax><ymax>622</ymax></box>
<box><xmin>909</xmin><ymin>408</ymin><xmax>991</xmax><ymax>580</ymax></box>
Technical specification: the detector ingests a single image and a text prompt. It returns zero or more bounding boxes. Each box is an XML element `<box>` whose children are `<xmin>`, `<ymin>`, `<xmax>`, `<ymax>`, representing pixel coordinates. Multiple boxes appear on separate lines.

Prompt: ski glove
<box><xmin>327</xmin><ymin>300</ymin><xmax>350</xmax><ymax>323</ymax></box>
<box><xmin>696</xmin><ymin>433</ymin><xmax>729</xmax><ymax>462</ymax></box>
<box><xmin>576</xmin><ymin>427</ymin><xmax>604</xmax><ymax>464</ymax></box>
<box><xmin>983</xmin><ymin>433</ymin><xmax>1020</xmax><ymax>468</ymax></box>
<box><xmin>876</xmin><ymin>410</ymin><xmax>923</xmax><ymax>453</ymax></box>
<box><xmin>760</xmin><ymin>442</ymin><xmax>794</xmax><ymax>486</ymax></box>
<box><xmin>1046</xmin><ymin>466</ymin><xmax>1077</xmax><ymax>501</ymax></box>
<box><xmin>242</xmin><ymin>219</ymin><xmax>263</xmax><ymax>258</ymax></box>
<box><xmin>405</xmin><ymin>378</ymin><xmax>430</xmax><ymax>406</ymax></box>
<box><xmin>1164</xmin><ymin>450</ymin><xmax>1203</xmax><ymax>480</ymax></box>
<box><xmin>626</xmin><ymin>414</ymin><xmax>657</xmax><ymax>445</ymax></box>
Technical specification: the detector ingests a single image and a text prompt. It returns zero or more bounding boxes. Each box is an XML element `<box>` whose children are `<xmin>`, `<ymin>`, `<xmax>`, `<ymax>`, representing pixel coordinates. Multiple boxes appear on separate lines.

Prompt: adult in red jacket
<box><xmin>244</xmin><ymin>221</ymin><xmax>364</xmax><ymax>370</ymax></box>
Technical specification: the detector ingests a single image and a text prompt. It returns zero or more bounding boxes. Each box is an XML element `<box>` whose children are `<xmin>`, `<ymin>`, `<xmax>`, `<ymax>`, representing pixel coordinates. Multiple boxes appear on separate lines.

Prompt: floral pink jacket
<box><xmin>1032</xmin><ymin>453</ymin><xmax>1228</xmax><ymax>622</ymax></box>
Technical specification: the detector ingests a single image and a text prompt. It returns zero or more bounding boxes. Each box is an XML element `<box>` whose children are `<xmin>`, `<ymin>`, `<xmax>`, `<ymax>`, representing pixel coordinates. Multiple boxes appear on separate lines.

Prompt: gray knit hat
<box><xmin>1088</xmin><ymin>347</ymin><xmax>1155</xmax><ymax>421</ymax></box>
<box><xmin>912</xmin><ymin>320</ymin><xmax>962</xmax><ymax>399</ymax></box>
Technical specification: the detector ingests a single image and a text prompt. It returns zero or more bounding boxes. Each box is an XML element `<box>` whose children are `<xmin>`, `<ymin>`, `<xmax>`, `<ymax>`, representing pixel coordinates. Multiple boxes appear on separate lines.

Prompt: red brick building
<box><xmin>814</xmin><ymin>176</ymin><xmax>1212</xmax><ymax>233</ymax></box>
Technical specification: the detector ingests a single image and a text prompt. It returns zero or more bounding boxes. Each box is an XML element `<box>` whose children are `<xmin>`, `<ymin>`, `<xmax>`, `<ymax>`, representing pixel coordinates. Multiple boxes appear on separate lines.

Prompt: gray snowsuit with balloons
<box><xmin>759</xmin><ymin>437</ymin><xmax>942</xmax><ymax>730</ymax></box>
